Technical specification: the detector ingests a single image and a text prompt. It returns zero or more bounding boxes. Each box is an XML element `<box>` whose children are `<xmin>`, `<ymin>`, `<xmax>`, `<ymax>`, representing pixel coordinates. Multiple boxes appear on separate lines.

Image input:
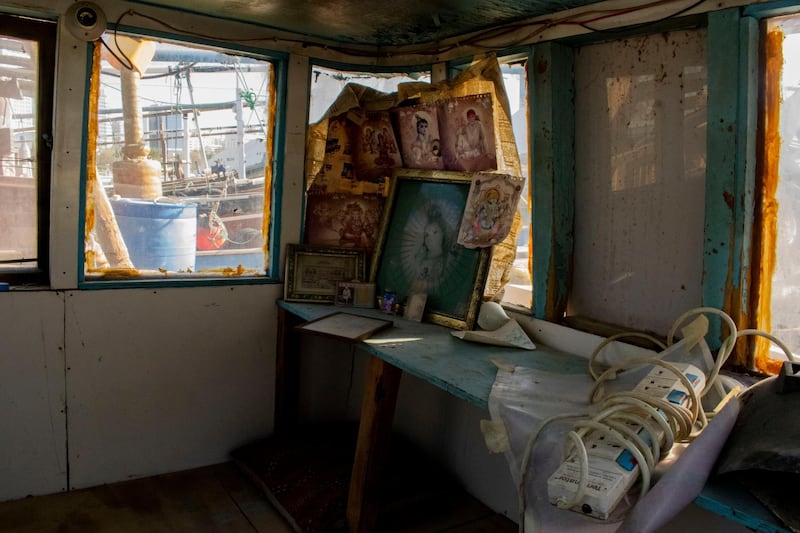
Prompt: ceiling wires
<box><xmin>109</xmin><ymin>0</ymin><xmax>710</xmax><ymax>61</ymax></box>
<box><xmin>574</xmin><ymin>0</ymin><xmax>707</xmax><ymax>34</ymax></box>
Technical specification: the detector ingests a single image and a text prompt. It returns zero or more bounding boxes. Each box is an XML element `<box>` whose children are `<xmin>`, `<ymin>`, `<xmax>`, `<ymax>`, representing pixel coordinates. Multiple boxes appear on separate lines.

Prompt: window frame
<box><xmin>743</xmin><ymin>3</ymin><xmax>800</xmax><ymax>369</ymax></box>
<box><xmin>78</xmin><ymin>25</ymin><xmax>289</xmax><ymax>288</ymax></box>
<box><xmin>456</xmin><ymin>18</ymin><xmax>742</xmax><ymax>354</ymax></box>
<box><xmin>533</xmin><ymin>16</ymin><xmax>741</xmax><ymax>350</ymax></box>
<box><xmin>533</xmin><ymin>10</ymin><xmax>770</xmax><ymax>363</ymax></box>
<box><xmin>0</xmin><ymin>13</ymin><xmax>55</xmax><ymax>286</ymax></box>
<box><xmin>446</xmin><ymin>48</ymin><xmax>570</xmax><ymax>318</ymax></box>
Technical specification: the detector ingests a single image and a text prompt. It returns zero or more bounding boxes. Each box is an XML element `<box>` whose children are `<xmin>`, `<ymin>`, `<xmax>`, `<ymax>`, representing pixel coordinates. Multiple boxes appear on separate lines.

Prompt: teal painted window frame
<box><xmin>455</xmin><ymin>11</ymin><xmax>759</xmax><ymax>351</ymax></box>
<box><xmin>530</xmin><ymin>12</ymin><xmax>755</xmax><ymax>349</ymax></box>
<box><xmin>77</xmin><ymin>24</ymin><xmax>289</xmax><ymax>289</ymax></box>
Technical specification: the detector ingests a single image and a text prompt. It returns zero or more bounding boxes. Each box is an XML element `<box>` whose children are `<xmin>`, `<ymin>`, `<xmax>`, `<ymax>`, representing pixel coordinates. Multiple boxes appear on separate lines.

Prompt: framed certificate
<box><xmin>284</xmin><ymin>244</ymin><xmax>366</xmax><ymax>303</ymax></box>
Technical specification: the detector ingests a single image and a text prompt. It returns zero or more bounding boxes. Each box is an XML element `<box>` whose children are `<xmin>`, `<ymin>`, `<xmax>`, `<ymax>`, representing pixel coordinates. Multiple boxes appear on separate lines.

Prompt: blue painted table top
<box><xmin>279</xmin><ymin>300</ymin><xmax>587</xmax><ymax>410</ymax></box>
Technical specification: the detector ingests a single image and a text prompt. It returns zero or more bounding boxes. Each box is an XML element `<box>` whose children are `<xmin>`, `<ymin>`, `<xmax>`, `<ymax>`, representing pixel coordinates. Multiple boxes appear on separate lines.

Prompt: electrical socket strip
<box><xmin>546</xmin><ymin>362</ymin><xmax>705</xmax><ymax>520</ymax></box>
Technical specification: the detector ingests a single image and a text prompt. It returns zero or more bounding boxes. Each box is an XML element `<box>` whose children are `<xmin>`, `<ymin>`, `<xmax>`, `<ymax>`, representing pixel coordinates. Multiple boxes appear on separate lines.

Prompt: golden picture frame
<box><xmin>284</xmin><ymin>244</ymin><xmax>367</xmax><ymax>303</ymax></box>
<box><xmin>369</xmin><ymin>168</ymin><xmax>491</xmax><ymax>330</ymax></box>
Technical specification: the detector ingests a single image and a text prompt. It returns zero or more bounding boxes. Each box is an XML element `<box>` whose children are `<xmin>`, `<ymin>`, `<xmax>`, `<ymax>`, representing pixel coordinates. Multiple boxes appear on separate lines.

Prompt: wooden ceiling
<box><xmin>128</xmin><ymin>0</ymin><xmax>610</xmax><ymax>47</ymax></box>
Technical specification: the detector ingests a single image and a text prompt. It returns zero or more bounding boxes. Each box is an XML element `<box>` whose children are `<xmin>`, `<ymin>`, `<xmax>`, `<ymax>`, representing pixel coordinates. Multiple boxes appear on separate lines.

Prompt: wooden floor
<box><xmin>0</xmin><ymin>462</ymin><xmax>516</xmax><ymax>532</ymax></box>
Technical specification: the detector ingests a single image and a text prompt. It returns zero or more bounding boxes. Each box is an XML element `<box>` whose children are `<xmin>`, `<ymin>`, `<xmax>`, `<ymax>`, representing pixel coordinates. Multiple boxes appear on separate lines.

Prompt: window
<box><xmin>569</xmin><ymin>29</ymin><xmax>708</xmax><ymax>335</ymax></box>
<box><xmin>309</xmin><ymin>65</ymin><xmax>429</xmax><ymax>124</ymax></box>
<box><xmin>441</xmin><ymin>55</ymin><xmax>530</xmax><ymax>308</ymax></box>
<box><xmin>84</xmin><ymin>32</ymin><xmax>282</xmax><ymax>280</ymax></box>
<box><xmin>762</xmin><ymin>15</ymin><xmax>800</xmax><ymax>357</ymax></box>
<box><xmin>0</xmin><ymin>14</ymin><xmax>55</xmax><ymax>284</ymax></box>
<box><xmin>498</xmin><ymin>59</ymin><xmax>531</xmax><ymax>309</ymax></box>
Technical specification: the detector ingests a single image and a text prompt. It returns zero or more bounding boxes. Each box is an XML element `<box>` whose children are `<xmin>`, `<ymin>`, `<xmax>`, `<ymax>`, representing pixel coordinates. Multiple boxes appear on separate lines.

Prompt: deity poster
<box><xmin>353</xmin><ymin>111</ymin><xmax>403</xmax><ymax>181</ymax></box>
<box><xmin>457</xmin><ymin>172</ymin><xmax>524</xmax><ymax>248</ymax></box>
<box><xmin>438</xmin><ymin>93</ymin><xmax>497</xmax><ymax>172</ymax></box>
<box><xmin>315</xmin><ymin>114</ymin><xmax>356</xmax><ymax>192</ymax></box>
<box><xmin>304</xmin><ymin>191</ymin><xmax>385</xmax><ymax>254</ymax></box>
<box><xmin>394</xmin><ymin>103</ymin><xmax>445</xmax><ymax>170</ymax></box>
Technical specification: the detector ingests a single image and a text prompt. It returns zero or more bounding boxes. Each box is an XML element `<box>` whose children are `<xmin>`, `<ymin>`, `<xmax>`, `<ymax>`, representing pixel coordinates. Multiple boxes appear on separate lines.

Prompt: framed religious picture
<box><xmin>438</xmin><ymin>93</ymin><xmax>497</xmax><ymax>172</ymax></box>
<box><xmin>304</xmin><ymin>191</ymin><xmax>386</xmax><ymax>255</ymax></box>
<box><xmin>284</xmin><ymin>244</ymin><xmax>367</xmax><ymax>303</ymax></box>
<box><xmin>369</xmin><ymin>168</ymin><xmax>491</xmax><ymax>330</ymax></box>
<box><xmin>457</xmin><ymin>172</ymin><xmax>525</xmax><ymax>248</ymax></box>
<box><xmin>394</xmin><ymin>103</ymin><xmax>445</xmax><ymax>170</ymax></box>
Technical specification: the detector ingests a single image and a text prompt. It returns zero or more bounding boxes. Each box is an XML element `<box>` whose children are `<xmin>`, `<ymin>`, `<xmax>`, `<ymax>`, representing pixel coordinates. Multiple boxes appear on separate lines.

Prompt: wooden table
<box><xmin>274</xmin><ymin>300</ymin><xmax>789</xmax><ymax>533</ymax></box>
<box><xmin>275</xmin><ymin>300</ymin><xmax>586</xmax><ymax>532</ymax></box>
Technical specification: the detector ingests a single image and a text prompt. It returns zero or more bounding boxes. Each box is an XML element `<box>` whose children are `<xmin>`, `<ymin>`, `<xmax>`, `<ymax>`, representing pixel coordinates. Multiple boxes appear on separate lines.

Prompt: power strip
<box><xmin>546</xmin><ymin>362</ymin><xmax>705</xmax><ymax>519</ymax></box>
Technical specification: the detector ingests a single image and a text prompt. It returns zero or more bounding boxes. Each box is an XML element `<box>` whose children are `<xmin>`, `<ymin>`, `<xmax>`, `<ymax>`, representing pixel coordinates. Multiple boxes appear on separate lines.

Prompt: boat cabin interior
<box><xmin>2</xmin><ymin>0</ymin><xmax>800</xmax><ymax>531</ymax></box>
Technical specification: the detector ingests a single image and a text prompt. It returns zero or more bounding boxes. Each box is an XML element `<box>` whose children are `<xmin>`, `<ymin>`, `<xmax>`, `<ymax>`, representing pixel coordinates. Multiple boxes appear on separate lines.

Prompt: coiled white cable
<box><xmin>549</xmin><ymin>358</ymin><xmax>703</xmax><ymax>508</ymax></box>
<box><xmin>517</xmin><ymin>357</ymin><xmax>702</xmax><ymax>531</ymax></box>
<box><xmin>516</xmin><ymin>306</ymin><xmax>796</xmax><ymax>533</ymax></box>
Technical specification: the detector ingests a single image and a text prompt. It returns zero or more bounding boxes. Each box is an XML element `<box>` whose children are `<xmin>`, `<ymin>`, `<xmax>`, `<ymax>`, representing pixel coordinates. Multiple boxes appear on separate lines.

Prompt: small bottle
<box><xmin>381</xmin><ymin>288</ymin><xmax>396</xmax><ymax>314</ymax></box>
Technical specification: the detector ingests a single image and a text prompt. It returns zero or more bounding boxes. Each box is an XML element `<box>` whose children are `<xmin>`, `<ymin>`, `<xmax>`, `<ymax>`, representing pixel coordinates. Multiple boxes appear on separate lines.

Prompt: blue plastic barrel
<box><xmin>110</xmin><ymin>198</ymin><xmax>197</xmax><ymax>272</ymax></box>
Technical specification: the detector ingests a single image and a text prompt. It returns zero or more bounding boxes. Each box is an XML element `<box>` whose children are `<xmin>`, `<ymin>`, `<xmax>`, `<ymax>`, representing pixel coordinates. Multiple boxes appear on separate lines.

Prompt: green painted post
<box><xmin>531</xmin><ymin>42</ymin><xmax>575</xmax><ymax>321</ymax></box>
<box><xmin>705</xmin><ymin>9</ymin><xmax>757</xmax><ymax>350</ymax></box>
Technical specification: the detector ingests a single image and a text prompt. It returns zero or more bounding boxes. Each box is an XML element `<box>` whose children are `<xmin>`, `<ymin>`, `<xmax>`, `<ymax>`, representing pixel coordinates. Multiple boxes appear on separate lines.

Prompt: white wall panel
<box><xmin>64</xmin><ymin>284</ymin><xmax>281</xmax><ymax>489</ymax></box>
<box><xmin>0</xmin><ymin>290</ymin><xmax>66</xmax><ymax>501</ymax></box>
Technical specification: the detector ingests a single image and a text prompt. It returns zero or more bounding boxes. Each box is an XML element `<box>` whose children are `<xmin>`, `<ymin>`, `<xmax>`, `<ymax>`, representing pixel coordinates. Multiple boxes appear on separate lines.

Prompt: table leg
<box><xmin>274</xmin><ymin>305</ymin><xmax>303</xmax><ymax>432</ymax></box>
<box><xmin>347</xmin><ymin>354</ymin><xmax>402</xmax><ymax>533</ymax></box>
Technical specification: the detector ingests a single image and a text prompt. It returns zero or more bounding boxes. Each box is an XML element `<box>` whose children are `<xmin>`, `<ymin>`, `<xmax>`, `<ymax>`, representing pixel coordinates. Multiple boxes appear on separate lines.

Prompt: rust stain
<box><xmin>722</xmin><ymin>190</ymin><xmax>734</xmax><ymax>210</ymax></box>
<box><xmin>722</xmin><ymin>277</ymin><xmax>749</xmax><ymax>368</ymax></box>
<box><xmin>750</xmin><ymin>27</ymin><xmax>784</xmax><ymax>374</ymax></box>
<box><xmin>536</xmin><ymin>59</ymin><xmax>548</xmax><ymax>75</ymax></box>
<box><xmin>719</xmin><ymin>28</ymin><xmax>787</xmax><ymax>374</ymax></box>
<box><xmin>94</xmin><ymin>268</ymin><xmax>142</xmax><ymax>278</ymax></box>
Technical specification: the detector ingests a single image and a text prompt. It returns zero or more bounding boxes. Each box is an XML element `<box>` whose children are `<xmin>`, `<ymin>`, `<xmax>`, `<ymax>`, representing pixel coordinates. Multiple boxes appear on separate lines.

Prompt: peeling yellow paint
<box><xmin>262</xmin><ymin>63</ymin><xmax>277</xmax><ymax>268</ymax></box>
<box><xmin>84</xmin><ymin>42</ymin><xmax>101</xmax><ymax>262</ymax></box>
<box><xmin>752</xmin><ymin>27</ymin><xmax>784</xmax><ymax>374</ymax></box>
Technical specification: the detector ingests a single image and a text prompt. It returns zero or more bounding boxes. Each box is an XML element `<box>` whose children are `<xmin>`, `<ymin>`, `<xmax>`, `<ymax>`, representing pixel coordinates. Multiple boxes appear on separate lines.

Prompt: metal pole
<box><xmin>184</xmin><ymin>69</ymin><xmax>209</xmax><ymax>172</ymax></box>
<box><xmin>235</xmin><ymin>76</ymin><xmax>246</xmax><ymax>180</ymax></box>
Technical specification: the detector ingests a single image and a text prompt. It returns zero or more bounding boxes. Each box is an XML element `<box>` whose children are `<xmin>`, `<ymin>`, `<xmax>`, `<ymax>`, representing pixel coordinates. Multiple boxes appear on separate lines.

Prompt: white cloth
<box><xmin>485</xmin><ymin>334</ymin><xmax>739</xmax><ymax>532</ymax></box>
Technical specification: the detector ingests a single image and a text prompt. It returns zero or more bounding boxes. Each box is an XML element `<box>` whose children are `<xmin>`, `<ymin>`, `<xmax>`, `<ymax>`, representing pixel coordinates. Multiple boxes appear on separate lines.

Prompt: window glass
<box><xmin>769</xmin><ymin>16</ymin><xmax>800</xmax><ymax>355</ymax></box>
<box><xmin>85</xmin><ymin>33</ymin><xmax>277</xmax><ymax>279</ymax></box>
<box><xmin>309</xmin><ymin>65</ymin><xmax>429</xmax><ymax>124</ymax></box>
<box><xmin>570</xmin><ymin>30</ymin><xmax>707</xmax><ymax>335</ymax></box>
<box><xmin>498</xmin><ymin>60</ymin><xmax>531</xmax><ymax>308</ymax></box>
<box><xmin>0</xmin><ymin>15</ymin><xmax>54</xmax><ymax>283</ymax></box>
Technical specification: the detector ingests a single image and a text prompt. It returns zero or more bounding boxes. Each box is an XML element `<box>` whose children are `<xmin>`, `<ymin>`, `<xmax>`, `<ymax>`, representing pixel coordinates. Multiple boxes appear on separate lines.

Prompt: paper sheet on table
<box><xmin>451</xmin><ymin>318</ymin><xmax>536</xmax><ymax>350</ymax></box>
